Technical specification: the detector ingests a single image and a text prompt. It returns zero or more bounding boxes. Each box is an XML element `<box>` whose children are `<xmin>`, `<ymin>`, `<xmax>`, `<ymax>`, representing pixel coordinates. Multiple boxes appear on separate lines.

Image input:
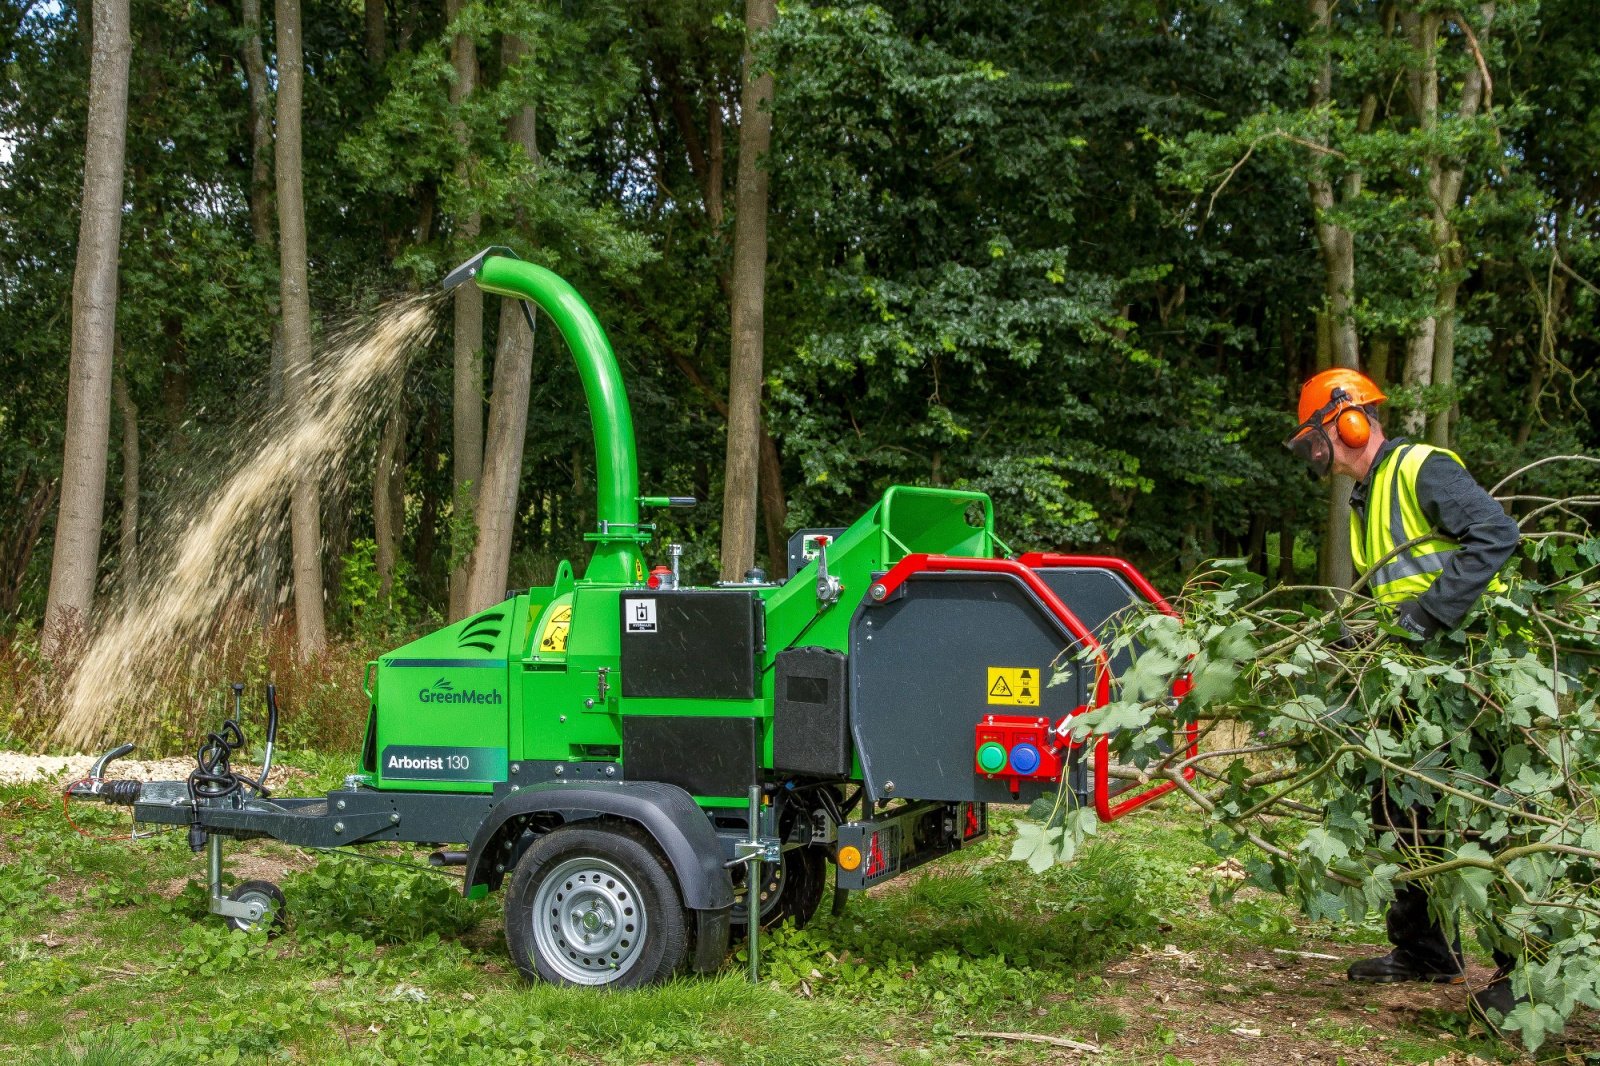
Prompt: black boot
<box><xmin>1347</xmin><ymin>950</ymin><xmax>1465</xmax><ymax>984</ymax></box>
<box><xmin>1469</xmin><ymin>975</ymin><xmax>1526</xmax><ymax>1030</ymax></box>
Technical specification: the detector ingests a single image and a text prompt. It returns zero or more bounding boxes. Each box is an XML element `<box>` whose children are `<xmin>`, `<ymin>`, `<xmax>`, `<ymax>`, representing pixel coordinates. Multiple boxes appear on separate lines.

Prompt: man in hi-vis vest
<box><xmin>1285</xmin><ymin>368</ymin><xmax>1523</xmax><ymax>1021</ymax></box>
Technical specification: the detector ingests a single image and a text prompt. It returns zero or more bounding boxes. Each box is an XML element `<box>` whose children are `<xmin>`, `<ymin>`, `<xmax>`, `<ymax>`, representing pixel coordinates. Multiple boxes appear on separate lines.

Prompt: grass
<box><xmin>2</xmin><ymin>754</ymin><xmax>1592</xmax><ymax>1065</ymax></box>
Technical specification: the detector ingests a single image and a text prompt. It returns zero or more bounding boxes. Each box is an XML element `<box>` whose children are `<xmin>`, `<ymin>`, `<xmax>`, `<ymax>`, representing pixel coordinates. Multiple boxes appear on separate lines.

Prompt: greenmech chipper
<box><xmin>70</xmin><ymin>250</ymin><xmax>1195</xmax><ymax>986</ymax></box>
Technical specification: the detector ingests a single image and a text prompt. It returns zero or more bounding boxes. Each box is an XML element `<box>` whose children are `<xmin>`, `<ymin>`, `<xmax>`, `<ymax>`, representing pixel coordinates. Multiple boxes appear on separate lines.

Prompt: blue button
<box><xmin>1009</xmin><ymin>743</ymin><xmax>1040</xmax><ymax>775</ymax></box>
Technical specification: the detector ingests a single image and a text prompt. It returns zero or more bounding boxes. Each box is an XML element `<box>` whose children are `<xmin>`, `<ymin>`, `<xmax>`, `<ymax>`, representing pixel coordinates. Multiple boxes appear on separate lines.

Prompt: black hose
<box><xmin>188</xmin><ymin>688</ymin><xmax>273</xmax><ymax>800</ymax></box>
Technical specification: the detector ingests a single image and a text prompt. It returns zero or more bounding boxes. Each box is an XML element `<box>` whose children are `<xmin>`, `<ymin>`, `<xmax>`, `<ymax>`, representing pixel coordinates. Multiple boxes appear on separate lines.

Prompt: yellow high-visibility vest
<box><xmin>1349</xmin><ymin>443</ymin><xmax>1504</xmax><ymax>605</ymax></box>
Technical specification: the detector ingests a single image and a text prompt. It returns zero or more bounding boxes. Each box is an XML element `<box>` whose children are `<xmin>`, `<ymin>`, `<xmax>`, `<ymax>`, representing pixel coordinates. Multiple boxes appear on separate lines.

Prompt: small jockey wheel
<box><xmin>224</xmin><ymin>879</ymin><xmax>287</xmax><ymax>936</ymax></box>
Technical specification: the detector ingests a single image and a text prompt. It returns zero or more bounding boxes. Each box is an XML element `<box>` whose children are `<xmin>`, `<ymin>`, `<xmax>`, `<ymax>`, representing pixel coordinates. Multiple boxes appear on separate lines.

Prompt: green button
<box><xmin>977</xmin><ymin>742</ymin><xmax>1008</xmax><ymax>774</ymax></box>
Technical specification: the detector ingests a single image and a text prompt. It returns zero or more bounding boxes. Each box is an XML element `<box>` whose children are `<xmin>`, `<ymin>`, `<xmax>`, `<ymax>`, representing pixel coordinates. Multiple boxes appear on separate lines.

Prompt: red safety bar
<box><xmin>1015</xmin><ymin>553</ymin><xmax>1198</xmax><ymax>821</ymax></box>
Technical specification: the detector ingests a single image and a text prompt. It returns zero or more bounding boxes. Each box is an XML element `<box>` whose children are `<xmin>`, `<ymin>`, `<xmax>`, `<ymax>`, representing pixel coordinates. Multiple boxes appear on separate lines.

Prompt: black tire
<box><xmin>732</xmin><ymin>844</ymin><xmax>828</xmax><ymax>933</ymax></box>
<box><xmin>225</xmin><ymin>879</ymin><xmax>287</xmax><ymax>936</ymax></box>
<box><xmin>503</xmin><ymin>822</ymin><xmax>690</xmax><ymax>988</ymax></box>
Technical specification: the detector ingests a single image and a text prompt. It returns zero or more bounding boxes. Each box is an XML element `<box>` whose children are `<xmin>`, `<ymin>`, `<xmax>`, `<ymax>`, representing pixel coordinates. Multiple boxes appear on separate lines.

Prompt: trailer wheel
<box><xmin>225</xmin><ymin>879</ymin><xmax>287</xmax><ymax>936</ymax></box>
<box><xmin>504</xmin><ymin>823</ymin><xmax>689</xmax><ymax>987</ymax></box>
<box><xmin>733</xmin><ymin>844</ymin><xmax>828</xmax><ymax>933</ymax></box>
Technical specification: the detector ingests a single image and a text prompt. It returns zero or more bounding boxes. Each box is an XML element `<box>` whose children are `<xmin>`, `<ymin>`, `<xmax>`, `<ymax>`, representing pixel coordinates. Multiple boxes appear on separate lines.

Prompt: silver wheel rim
<box><xmin>531</xmin><ymin>855</ymin><xmax>648</xmax><ymax>984</ymax></box>
<box><xmin>233</xmin><ymin>889</ymin><xmax>277</xmax><ymax>932</ymax></box>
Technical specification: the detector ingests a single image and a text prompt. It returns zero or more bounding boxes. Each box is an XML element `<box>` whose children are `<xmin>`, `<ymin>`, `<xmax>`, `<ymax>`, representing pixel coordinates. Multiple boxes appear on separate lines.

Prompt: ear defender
<box><xmin>1335</xmin><ymin>406</ymin><xmax>1370</xmax><ymax>448</ymax></box>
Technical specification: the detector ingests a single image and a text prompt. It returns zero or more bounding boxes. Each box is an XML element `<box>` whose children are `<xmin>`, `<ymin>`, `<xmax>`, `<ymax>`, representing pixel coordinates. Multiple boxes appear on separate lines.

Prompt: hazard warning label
<box><xmin>986</xmin><ymin>666</ymin><xmax>1040</xmax><ymax>707</ymax></box>
<box><xmin>538</xmin><ymin>605</ymin><xmax>572</xmax><ymax>653</ymax></box>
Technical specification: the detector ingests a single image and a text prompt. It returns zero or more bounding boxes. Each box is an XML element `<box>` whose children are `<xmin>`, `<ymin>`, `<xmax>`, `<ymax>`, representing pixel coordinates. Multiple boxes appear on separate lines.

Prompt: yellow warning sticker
<box><xmin>987</xmin><ymin>666</ymin><xmax>1040</xmax><ymax>707</ymax></box>
<box><xmin>539</xmin><ymin>605</ymin><xmax>573</xmax><ymax>653</ymax></box>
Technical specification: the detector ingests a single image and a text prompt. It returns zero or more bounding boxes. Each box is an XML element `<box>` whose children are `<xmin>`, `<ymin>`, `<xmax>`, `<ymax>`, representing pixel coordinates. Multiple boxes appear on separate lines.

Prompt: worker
<box><xmin>1284</xmin><ymin>368</ymin><xmax>1523</xmax><ymax>1024</ymax></box>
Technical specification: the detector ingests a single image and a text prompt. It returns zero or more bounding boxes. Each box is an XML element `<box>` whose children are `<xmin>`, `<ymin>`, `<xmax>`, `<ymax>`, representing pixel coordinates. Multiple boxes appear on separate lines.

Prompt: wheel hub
<box><xmin>532</xmin><ymin>856</ymin><xmax>647</xmax><ymax>984</ymax></box>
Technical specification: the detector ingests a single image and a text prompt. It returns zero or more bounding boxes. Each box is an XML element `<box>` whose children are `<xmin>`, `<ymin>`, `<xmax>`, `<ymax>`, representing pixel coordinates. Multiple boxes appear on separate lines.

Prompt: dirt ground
<box><xmin>1100</xmin><ymin>942</ymin><xmax>1473</xmax><ymax>1064</ymax></box>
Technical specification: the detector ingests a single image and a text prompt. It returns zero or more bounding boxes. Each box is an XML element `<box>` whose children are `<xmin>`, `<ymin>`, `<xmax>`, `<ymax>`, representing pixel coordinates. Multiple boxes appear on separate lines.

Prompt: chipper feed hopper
<box><xmin>70</xmin><ymin>250</ymin><xmax>1195</xmax><ymax>987</ymax></box>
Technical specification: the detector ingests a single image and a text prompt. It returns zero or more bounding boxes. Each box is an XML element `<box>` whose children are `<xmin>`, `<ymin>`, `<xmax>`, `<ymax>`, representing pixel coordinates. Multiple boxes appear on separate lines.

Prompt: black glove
<box><xmin>1394</xmin><ymin>599</ymin><xmax>1442</xmax><ymax>641</ymax></box>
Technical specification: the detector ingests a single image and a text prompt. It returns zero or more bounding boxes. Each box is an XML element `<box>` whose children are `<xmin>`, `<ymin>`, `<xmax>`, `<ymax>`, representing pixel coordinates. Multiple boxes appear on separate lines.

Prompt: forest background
<box><xmin>2</xmin><ymin>0</ymin><xmax>1597</xmax><ymax>699</ymax></box>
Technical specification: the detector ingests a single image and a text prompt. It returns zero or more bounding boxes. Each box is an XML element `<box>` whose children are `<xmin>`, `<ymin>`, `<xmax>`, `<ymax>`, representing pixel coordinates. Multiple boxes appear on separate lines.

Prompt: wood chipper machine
<box><xmin>69</xmin><ymin>249</ymin><xmax>1195</xmax><ymax>987</ymax></box>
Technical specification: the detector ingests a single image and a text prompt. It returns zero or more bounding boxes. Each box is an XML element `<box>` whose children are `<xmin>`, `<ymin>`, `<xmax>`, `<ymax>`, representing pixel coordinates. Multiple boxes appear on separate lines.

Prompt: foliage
<box><xmin>1020</xmin><ymin>466</ymin><xmax>1600</xmax><ymax>1051</ymax></box>
<box><xmin>4</xmin><ymin>0</ymin><xmax>1598</xmax><ymax>651</ymax></box>
<box><xmin>335</xmin><ymin>538</ymin><xmax>419</xmax><ymax>641</ymax></box>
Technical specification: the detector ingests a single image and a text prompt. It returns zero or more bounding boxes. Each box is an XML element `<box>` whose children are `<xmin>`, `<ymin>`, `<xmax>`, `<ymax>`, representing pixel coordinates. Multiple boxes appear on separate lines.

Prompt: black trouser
<box><xmin>1372</xmin><ymin>785</ymin><xmax>1515</xmax><ymax>974</ymax></box>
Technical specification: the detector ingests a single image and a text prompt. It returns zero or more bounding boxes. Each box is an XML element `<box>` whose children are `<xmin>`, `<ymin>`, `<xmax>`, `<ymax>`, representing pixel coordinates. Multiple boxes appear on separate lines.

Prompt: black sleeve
<box><xmin>1411</xmin><ymin>453</ymin><xmax>1521</xmax><ymax>629</ymax></box>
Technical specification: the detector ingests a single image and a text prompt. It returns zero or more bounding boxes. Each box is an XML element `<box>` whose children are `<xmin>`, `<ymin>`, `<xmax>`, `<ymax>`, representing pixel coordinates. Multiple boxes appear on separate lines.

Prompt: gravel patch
<box><xmin>0</xmin><ymin>750</ymin><xmax>290</xmax><ymax>786</ymax></box>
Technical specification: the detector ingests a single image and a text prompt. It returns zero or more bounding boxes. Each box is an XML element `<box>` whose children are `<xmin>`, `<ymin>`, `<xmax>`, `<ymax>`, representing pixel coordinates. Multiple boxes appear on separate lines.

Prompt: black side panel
<box><xmin>772</xmin><ymin>647</ymin><xmax>851</xmax><ymax>777</ymax></box>
<box><xmin>623</xmin><ymin>716</ymin><xmax>758</xmax><ymax>798</ymax></box>
<box><xmin>849</xmin><ymin>573</ymin><xmax>1090</xmax><ymax>805</ymax></box>
<box><xmin>619</xmin><ymin>590</ymin><xmax>761</xmax><ymax>699</ymax></box>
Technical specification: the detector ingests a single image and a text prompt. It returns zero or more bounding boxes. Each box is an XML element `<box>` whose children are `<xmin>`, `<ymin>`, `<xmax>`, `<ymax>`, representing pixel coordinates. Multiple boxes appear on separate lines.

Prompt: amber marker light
<box><xmin>837</xmin><ymin>845</ymin><xmax>862</xmax><ymax>871</ymax></box>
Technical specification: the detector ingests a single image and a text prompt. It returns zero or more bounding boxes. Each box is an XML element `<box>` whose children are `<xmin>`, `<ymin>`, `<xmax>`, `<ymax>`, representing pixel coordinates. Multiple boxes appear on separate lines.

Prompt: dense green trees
<box><xmin>1</xmin><ymin>0</ymin><xmax>1594</xmax><ymax>641</ymax></box>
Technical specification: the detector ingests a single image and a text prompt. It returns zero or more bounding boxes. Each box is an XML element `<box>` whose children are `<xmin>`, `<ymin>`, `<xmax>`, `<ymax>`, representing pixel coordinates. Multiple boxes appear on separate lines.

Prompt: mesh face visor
<box><xmin>1285</xmin><ymin>423</ymin><xmax>1333</xmax><ymax>478</ymax></box>
<box><xmin>1284</xmin><ymin>386</ymin><xmax>1351</xmax><ymax>478</ymax></box>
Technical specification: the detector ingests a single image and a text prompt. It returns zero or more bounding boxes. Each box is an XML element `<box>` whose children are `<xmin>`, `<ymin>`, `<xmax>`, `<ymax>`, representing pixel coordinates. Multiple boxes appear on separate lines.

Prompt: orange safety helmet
<box><xmin>1286</xmin><ymin>368</ymin><xmax>1387</xmax><ymax>476</ymax></box>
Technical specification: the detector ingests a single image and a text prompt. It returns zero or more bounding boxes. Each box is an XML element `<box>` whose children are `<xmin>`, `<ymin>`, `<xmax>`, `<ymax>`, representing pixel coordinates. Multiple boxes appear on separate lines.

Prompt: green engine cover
<box><xmin>369</xmin><ymin>603</ymin><xmax>523</xmax><ymax>792</ymax></box>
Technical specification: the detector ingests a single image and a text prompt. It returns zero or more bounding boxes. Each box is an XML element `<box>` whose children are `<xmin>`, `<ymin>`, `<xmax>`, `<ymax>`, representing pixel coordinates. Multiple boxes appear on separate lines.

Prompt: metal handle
<box><xmin>89</xmin><ymin>743</ymin><xmax>135</xmax><ymax>780</ymax></box>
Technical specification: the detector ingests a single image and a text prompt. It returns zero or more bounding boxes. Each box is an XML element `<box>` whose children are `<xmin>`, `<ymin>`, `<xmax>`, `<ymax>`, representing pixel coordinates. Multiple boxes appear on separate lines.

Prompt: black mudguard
<box><xmin>462</xmin><ymin>780</ymin><xmax>735</xmax><ymax>911</ymax></box>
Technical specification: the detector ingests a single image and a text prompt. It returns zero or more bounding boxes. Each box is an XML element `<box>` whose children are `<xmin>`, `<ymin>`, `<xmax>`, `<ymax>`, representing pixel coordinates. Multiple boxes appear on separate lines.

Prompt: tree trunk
<box><xmin>465</xmin><ymin>302</ymin><xmax>535</xmax><ymax>612</ymax></box>
<box><xmin>42</xmin><ymin>0</ymin><xmax>132</xmax><ymax>658</ymax></box>
<box><xmin>1</xmin><ymin>474</ymin><xmax>58</xmax><ymax>620</ymax></box>
<box><xmin>446</xmin><ymin>0</ymin><xmax>482</xmax><ymax>620</ymax></box>
<box><xmin>1367</xmin><ymin>335</ymin><xmax>1391</xmax><ymax>388</ymax></box>
<box><xmin>113</xmin><ymin>362</ymin><xmax>139</xmax><ymax>588</ymax></box>
<box><xmin>240</xmin><ymin>0</ymin><xmax>285</xmax><ymax>628</ymax></box>
<box><xmin>414</xmin><ymin>403</ymin><xmax>442</xmax><ymax>595</ymax></box>
<box><xmin>1427</xmin><ymin>280</ymin><xmax>1459</xmax><ymax>446</ymax></box>
<box><xmin>365</xmin><ymin>0</ymin><xmax>386</xmax><ymax>66</ymax></box>
<box><xmin>276</xmin><ymin>0</ymin><xmax>326</xmax><ymax>657</ymax></box>
<box><xmin>1304</xmin><ymin>0</ymin><xmax>1359</xmax><ymax>592</ymax></box>
<box><xmin>464</xmin><ymin>44</ymin><xmax>538</xmax><ymax>614</ymax></box>
<box><xmin>1403</xmin><ymin>5</ymin><xmax>1493</xmax><ymax>448</ymax></box>
<box><xmin>241</xmin><ymin>0</ymin><xmax>273</xmax><ymax>254</ymax></box>
<box><xmin>718</xmin><ymin>0</ymin><xmax>776</xmax><ymax>582</ymax></box>
<box><xmin>373</xmin><ymin>375</ymin><xmax>407</xmax><ymax>599</ymax></box>
<box><xmin>758</xmin><ymin>425</ymin><xmax>786</xmax><ymax>576</ymax></box>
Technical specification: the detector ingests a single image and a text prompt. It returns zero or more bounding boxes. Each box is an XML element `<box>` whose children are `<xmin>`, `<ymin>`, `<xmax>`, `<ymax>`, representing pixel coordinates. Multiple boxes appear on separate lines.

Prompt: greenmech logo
<box><xmin>417</xmin><ymin>677</ymin><xmax>503</xmax><ymax>706</ymax></box>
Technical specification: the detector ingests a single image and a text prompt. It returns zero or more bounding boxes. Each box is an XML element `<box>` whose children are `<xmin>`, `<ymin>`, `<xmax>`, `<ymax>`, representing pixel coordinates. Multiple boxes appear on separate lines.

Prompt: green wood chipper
<box><xmin>69</xmin><ymin>249</ymin><xmax>1194</xmax><ymax>986</ymax></box>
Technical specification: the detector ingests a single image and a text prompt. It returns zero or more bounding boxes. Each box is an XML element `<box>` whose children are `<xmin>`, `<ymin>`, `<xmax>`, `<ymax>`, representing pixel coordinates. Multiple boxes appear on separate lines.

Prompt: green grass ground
<box><xmin>3</xmin><ymin>754</ymin><xmax>1595</xmax><ymax>1065</ymax></box>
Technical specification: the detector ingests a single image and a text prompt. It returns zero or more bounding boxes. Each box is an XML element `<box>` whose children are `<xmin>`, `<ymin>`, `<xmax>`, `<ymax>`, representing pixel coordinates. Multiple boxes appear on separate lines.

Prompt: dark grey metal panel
<box><xmin>848</xmin><ymin>573</ymin><xmax>1090</xmax><ymax>805</ymax></box>
<box><xmin>1031</xmin><ymin>566</ymin><xmax>1174</xmax><ymax>774</ymax></box>
<box><xmin>1030</xmin><ymin>567</ymin><xmax>1150</xmax><ymax>677</ymax></box>
<box><xmin>173</xmin><ymin>789</ymin><xmax>498</xmax><ymax>847</ymax></box>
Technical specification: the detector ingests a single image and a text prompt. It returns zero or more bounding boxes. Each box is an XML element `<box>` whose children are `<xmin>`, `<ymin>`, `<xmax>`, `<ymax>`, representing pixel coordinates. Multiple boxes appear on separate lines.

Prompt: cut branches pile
<box><xmin>1021</xmin><ymin>459</ymin><xmax>1600</xmax><ymax>1052</ymax></box>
